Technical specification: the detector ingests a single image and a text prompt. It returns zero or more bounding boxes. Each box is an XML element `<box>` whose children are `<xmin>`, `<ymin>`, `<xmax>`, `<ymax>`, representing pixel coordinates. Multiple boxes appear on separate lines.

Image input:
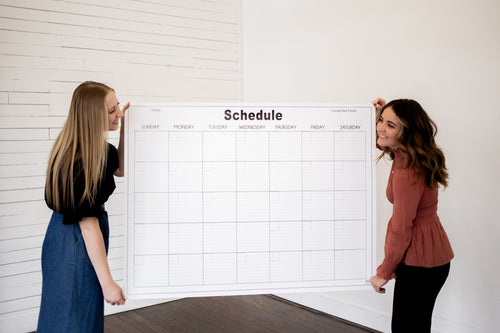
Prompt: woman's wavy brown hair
<box><xmin>377</xmin><ymin>99</ymin><xmax>448</xmax><ymax>188</ymax></box>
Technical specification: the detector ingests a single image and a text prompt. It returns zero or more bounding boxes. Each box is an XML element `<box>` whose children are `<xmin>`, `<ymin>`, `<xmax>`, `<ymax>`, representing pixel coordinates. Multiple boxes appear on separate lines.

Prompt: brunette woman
<box><xmin>370</xmin><ymin>98</ymin><xmax>454</xmax><ymax>333</ymax></box>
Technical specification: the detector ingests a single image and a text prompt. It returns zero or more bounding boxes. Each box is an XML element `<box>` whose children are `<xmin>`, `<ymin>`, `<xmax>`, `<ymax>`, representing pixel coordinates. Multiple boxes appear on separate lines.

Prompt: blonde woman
<box><xmin>37</xmin><ymin>81</ymin><xmax>129</xmax><ymax>332</ymax></box>
<box><xmin>370</xmin><ymin>98</ymin><xmax>454</xmax><ymax>333</ymax></box>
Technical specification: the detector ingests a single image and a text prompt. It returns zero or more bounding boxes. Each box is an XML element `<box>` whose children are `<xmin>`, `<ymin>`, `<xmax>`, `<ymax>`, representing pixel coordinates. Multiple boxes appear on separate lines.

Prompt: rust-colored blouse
<box><xmin>376</xmin><ymin>150</ymin><xmax>454</xmax><ymax>280</ymax></box>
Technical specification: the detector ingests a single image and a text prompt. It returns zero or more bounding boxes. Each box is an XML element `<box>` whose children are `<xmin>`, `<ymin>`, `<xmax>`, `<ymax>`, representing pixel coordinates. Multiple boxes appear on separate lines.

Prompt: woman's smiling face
<box><xmin>376</xmin><ymin>106</ymin><xmax>402</xmax><ymax>150</ymax></box>
<box><xmin>105</xmin><ymin>90</ymin><xmax>121</xmax><ymax>131</ymax></box>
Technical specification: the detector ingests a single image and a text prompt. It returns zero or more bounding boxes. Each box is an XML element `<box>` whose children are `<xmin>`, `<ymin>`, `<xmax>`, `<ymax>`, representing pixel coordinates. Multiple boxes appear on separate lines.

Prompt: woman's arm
<box><xmin>79</xmin><ymin>217</ymin><xmax>126</xmax><ymax>305</ymax></box>
<box><xmin>114</xmin><ymin>102</ymin><xmax>130</xmax><ymax>177</ymax></box>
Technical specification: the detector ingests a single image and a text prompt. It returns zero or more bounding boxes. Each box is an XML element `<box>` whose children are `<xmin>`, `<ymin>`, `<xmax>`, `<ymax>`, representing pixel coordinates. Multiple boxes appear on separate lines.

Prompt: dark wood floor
<box><xmin>104</xmin><ymin>294</ymin><xmax>381</xmax><ymax>333</ymax></box>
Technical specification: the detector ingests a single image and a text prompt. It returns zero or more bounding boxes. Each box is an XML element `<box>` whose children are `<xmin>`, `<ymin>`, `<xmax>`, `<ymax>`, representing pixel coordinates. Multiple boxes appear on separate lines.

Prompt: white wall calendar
<box><xmin>124</xmin><ymin>104</ymin><xmax>376</xmax><ymax>299</ymax></box>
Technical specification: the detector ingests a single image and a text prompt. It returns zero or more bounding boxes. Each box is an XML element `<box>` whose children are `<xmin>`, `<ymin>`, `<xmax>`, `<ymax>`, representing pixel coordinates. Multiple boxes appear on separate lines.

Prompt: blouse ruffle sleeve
<box><xmin>376</xmin><ymin>167</ymin><xmax>426</xmax><ymax>280</ymax></box>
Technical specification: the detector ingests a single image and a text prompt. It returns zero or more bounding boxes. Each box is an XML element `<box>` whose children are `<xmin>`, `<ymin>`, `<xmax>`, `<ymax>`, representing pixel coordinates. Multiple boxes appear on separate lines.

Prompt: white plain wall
<box><xmin>242</xmin><ymin>0</ymin><xmax>500</xmax><ymax>332</ymax></box>
<box><xmin>0</xmin><ymin>1</ymin><xmax>241</xmax><ymax>332</ymax></box>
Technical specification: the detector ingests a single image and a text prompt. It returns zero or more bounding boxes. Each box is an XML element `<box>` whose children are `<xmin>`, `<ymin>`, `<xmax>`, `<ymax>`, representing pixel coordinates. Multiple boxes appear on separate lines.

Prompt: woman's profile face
<box><xmin>105</xmin><ymin>90</ymin><xmax>121</xmax><ymax>131</ymax></box>
<box><xmin>376</xmin><ymin>106</ymin><xmax>401</xmax><ymax>150</ymax></box>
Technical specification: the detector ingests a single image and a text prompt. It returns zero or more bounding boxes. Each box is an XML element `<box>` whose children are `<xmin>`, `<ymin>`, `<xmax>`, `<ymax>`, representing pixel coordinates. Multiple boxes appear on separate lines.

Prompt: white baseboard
<box><xmin>104</xmin><ymin>297</ymin><xmax>176</xmax><ymax>315</ymax></box>
<box><xmin>2</xmin><ymin>294</ymin><xmax>477</xmax><ymax>333</ymax></box>
<box><xmin>277</xmin><ymin>292</ymin><xmax>391</xmax><ymax>332</ymax></box>
<box><xmin>277</xmin><ymin>292</ymin><xmax>477</xmax><ymax>333</ymax></box>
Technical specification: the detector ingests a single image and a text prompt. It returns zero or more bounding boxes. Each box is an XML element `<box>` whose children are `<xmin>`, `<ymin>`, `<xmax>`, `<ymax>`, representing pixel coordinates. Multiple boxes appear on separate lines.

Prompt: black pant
<box><xmin>391</xmin><ymin>262</ymin><xmax>450</xmax><ymax>333</ymax></box>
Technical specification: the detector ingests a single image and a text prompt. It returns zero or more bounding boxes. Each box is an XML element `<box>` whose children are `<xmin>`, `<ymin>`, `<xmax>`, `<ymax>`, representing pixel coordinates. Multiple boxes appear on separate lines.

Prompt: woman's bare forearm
<box><xmin>79</xmin><ymin>217</ymin><xmax>114</xmax><ymax>287</ymax></box>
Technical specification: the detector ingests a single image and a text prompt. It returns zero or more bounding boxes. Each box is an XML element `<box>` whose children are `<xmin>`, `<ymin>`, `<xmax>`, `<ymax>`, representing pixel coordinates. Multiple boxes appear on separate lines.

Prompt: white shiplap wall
<box><xmin>0</xmin><ymin>0</ymin><xmax>241</xmax><ymax>331</ymax></box>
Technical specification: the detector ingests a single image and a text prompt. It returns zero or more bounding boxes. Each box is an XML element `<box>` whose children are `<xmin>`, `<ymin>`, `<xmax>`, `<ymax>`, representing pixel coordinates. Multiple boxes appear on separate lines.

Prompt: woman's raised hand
<box><xmin>120</xmin><ymin>102</ymin><xmax>130</xmax><ymax>123</ymax></box>
<box><xmin>371</xmin><ymin>97</ymin><xmax>386</xmax><ymax>113</ymax></box>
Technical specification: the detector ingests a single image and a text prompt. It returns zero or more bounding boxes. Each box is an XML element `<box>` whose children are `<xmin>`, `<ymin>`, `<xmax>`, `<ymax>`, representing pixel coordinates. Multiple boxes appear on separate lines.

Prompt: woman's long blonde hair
<box><xmin>376</xmin><ymin>99</ymin><xmax>449</xmax><ymax>188</ymax></box>
<box><xmin>45</xmin><ymin>81</ymin><xmax>112</xmax><ymax>211</ymax></box>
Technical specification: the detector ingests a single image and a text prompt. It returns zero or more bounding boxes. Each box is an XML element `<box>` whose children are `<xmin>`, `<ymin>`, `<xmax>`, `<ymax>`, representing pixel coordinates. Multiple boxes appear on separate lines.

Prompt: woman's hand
<box><xmin>370</xmin><ymin>275</ymin><xmax>388</xmax><ymax>294</ymax></box>
<box><xmin>120</xmin><ymin>102</ymin><xmax>130</xmax><ymax>124</ymax></box>
<box><xmin>115</xmin><ymin>101</ymin><xmax>130</xmax><ymax>177</ymax></box>
<box><xmin>102</xmin><ymin>280</ymin><xmax>127</xmax><ymax>306</ymax></box>
<box><xmin>371</xmin><ymin>97</ymin><xmax>386</xmax><ymax>113</ymax></box>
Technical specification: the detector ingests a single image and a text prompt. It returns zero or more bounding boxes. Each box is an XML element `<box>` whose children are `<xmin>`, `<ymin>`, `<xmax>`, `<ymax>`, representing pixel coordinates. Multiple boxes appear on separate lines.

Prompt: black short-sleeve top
<box><xmin>46</xmin><ymin>143</ymin><xmax>119</xmax><ymax>225</ymax></box>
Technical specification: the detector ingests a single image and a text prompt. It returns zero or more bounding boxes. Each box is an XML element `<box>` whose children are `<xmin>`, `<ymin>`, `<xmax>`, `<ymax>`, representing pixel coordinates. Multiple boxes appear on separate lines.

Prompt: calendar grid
<box><xmin>126</xmin><ymin>105</ymin><xmax>375</xmax><ymax>298</ymax></box>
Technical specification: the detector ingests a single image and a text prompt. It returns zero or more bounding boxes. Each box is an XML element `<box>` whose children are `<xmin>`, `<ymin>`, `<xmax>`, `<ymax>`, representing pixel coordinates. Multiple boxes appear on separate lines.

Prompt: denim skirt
<box><xmin>37</xmin><ymin>209</ymin><xmax>109</xmax><ymax>333</ymax></box>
